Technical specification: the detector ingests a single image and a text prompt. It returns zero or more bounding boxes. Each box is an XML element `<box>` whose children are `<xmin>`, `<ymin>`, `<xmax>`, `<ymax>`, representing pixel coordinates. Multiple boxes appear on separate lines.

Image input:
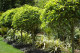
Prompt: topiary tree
<box><xmin>12</xmin><ymin>4</ymin><xmax>42</xmax><ymax>47</ymax></box>
<box><xmin>40</xmin><ymin>0</ymin><xmax>80</xmax><ymax>53</ymax></box>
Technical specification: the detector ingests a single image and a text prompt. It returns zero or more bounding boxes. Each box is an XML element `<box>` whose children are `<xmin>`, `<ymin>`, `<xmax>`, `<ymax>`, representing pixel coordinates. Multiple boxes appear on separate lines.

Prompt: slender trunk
<box><xmin>21</xmin><ymin>29</ymin><xmax>22</xmax><ymax>42</ymax></box>
<box><xmin>71</xmin><ymin>21</ymin><xmax>74</xmax><ymax>53</ymax></box>
<box><xmin>32</xmin><ymin>32</ymin><xmax>36</xmax><ymax>49</ymax></box>
<box><xmin>13</xmin><ymin>29</ymin><xmax>15</xmax><ymax>40</ymax></box>
<box><xmin>2</xmin><ymin>34</ymin><xmax>3</xmax><ymax>37</ymax></box>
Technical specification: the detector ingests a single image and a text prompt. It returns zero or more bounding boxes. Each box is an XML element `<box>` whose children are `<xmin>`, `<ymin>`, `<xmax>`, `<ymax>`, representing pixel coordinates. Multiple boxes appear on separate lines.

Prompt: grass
<box><xmin>0</xmin><ymin>36</ymin><xmax>24</xmax><ymax>53</ymax></box>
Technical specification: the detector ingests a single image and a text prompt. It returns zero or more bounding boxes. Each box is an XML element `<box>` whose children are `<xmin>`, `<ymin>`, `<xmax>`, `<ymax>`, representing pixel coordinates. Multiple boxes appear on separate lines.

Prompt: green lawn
<box><xmin>0</xmin><ymin>37</ymin><xmax>24</xmax><ymax>53</ymax></box>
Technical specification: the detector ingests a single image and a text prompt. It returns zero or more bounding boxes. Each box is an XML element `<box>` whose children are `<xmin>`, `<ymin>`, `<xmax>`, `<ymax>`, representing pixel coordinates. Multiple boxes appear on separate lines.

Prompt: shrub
<box><xmin>35</xmin><ymin>35</ymin><xmax>70</xmax><ymax>53</ymax></box>
<box><xmin>5</xmin><ymin>29</ymin><xmax>32</xmax><ymax>45</ymax></box>
<box><xmin>15</xmin><ymin>31</ymin><xmax>32</xmax><ymax>44</ymax></box>
<box><xmin>5</xmin><ymin>28</ymin><xmax>15</xmax><ymax>41</ymax></box>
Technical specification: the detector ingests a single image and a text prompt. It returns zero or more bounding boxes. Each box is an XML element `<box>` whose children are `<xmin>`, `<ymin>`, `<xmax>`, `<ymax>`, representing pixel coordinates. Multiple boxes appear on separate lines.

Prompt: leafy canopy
<box><xmin>0</xmin><ymin>8</ymin><xmax>18</xmax><ymax>28</ymax></box>
<box><xmin>40</xmin><ymin>0</ymin><xmax>80</xmax><ymax>30</ymax></box>
<box><xmin>12</xmin><ymin>4</ymin><xmax>43</xmax><ymax>33</ymax></box>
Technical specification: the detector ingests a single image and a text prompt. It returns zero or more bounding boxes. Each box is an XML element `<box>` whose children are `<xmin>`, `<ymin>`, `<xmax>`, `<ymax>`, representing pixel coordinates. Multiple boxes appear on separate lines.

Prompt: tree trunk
<box><xmin>2</xmin><ymin>34</ymin><xmax>3</xmax><ymax>37</ymax></box>
<box><xmin>13</xmin><ymin>29</ymin><xmax>15</xmax><ymax>40</ymax></box>
<box><xmin>32</xmin><ymin>32</ymin><xmax>36</xmax><ymax>49</ymax></box>
<box><xmin>21</xmin><ymin>29</ymin><xmax>22</xmax><ymax>42</ymax></box>
<box><xmin>71</xmin><ymin>20</ymin><xmax>74</xmax><ymax>53</ymax></box>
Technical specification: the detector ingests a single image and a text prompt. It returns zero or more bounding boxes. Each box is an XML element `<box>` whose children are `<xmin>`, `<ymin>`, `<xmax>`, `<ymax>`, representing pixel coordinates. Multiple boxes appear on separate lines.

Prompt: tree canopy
<box><xmin>40</xmin><ymin>0</ymin><xmax>80</xmax><ymax>53</ymax></box>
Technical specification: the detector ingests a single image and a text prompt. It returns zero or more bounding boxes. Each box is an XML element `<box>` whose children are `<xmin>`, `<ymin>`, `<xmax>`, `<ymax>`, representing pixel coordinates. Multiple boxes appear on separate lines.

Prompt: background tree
<box><xmin>0</xmin><ymin>0</ymin><xmax>35</xmax><ymax>12</ymax></box>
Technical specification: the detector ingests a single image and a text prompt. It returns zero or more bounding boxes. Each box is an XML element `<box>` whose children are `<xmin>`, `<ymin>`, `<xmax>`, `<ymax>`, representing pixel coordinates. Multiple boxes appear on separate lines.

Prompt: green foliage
<box><xmin>40</xmin><ymin>0</ymin><xmax>80</xmax><ymax>39</ymax></box>
<box><xmin>34</xmin><ymin>0</ymin><xmax>49</xmax><ymax>8</ymax></box>
<box><xmin>0</xmin><ymin>26</ymin><xmax>8</xmax><ymax>35</ymax></box>
<box><xmin>35</xmin><ymin>35</ymin><xmax>71</xmax><ymax>53</ymax></box>
<box><xmin>0</xmin><ymin>0</ymin><xmax>12</xmax><ymax>11</ymax></box>
<box><xmin>12</xmin><ymin>4</ymin><xmax>42</xmax><ymax>33</ymax></box>
<box><xmin>15</xmin><ymin>30</ymin><xmax>32</xmax><ymax>44</ymax></box>
<box><xmin>6</xmin><ymin>29</ymin><xmax>32</xmax><ymax>44</ymax></box>
<box><xmin>0</xmin><ymin>0</ymin><xmax>35</xmax><ymax>11</ymax></box>
<box><xmin>40</xmin><ymin>1</ymin><xmax>80</xmax><ymax>53</ymax></box>
<box><xmin>6</xmin><ymin>28</ymin><xmax>14</xmax><ymax>37</ymax></box>
<box><xmin>20</xmin><ymin>0</ymin><xmax>35</xmax><ymax>5</ymax></box>
<box><xmin>0</xmin><ymin>8</ymin><xmax>17</xmax><ymax>28</ymax></box>
<box><xmin>0</xmin><ymin>4</ymin><xmax>43</xmax><ymax>48</ymax></box>
<box><xmin>0</xmin><ymin>1</ymin><xmax>80</xmax><ymax>52</ymax></box>
<box><xmin>5</xmin><ymin>28</ymin><xmax>15</xmax><ymax>41</ymax></box>
<box><xmin>0</xmin><ymin>12</ymin><xmax>4</xmax><ymax>26</ymax></box>
<box><xmin>0</xmin><ymin>12</ymin><xmax>3</xmax><ymax>16</ymax></box>
<box><xmin>43</xmin><ymin>0</ymin><xmax>80</xmax><ymax>25</ymax></box>
<box><xmin>74</xmin><ymin>27</ymin><xmax>80</xmax><ymax>49</ymax></box>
